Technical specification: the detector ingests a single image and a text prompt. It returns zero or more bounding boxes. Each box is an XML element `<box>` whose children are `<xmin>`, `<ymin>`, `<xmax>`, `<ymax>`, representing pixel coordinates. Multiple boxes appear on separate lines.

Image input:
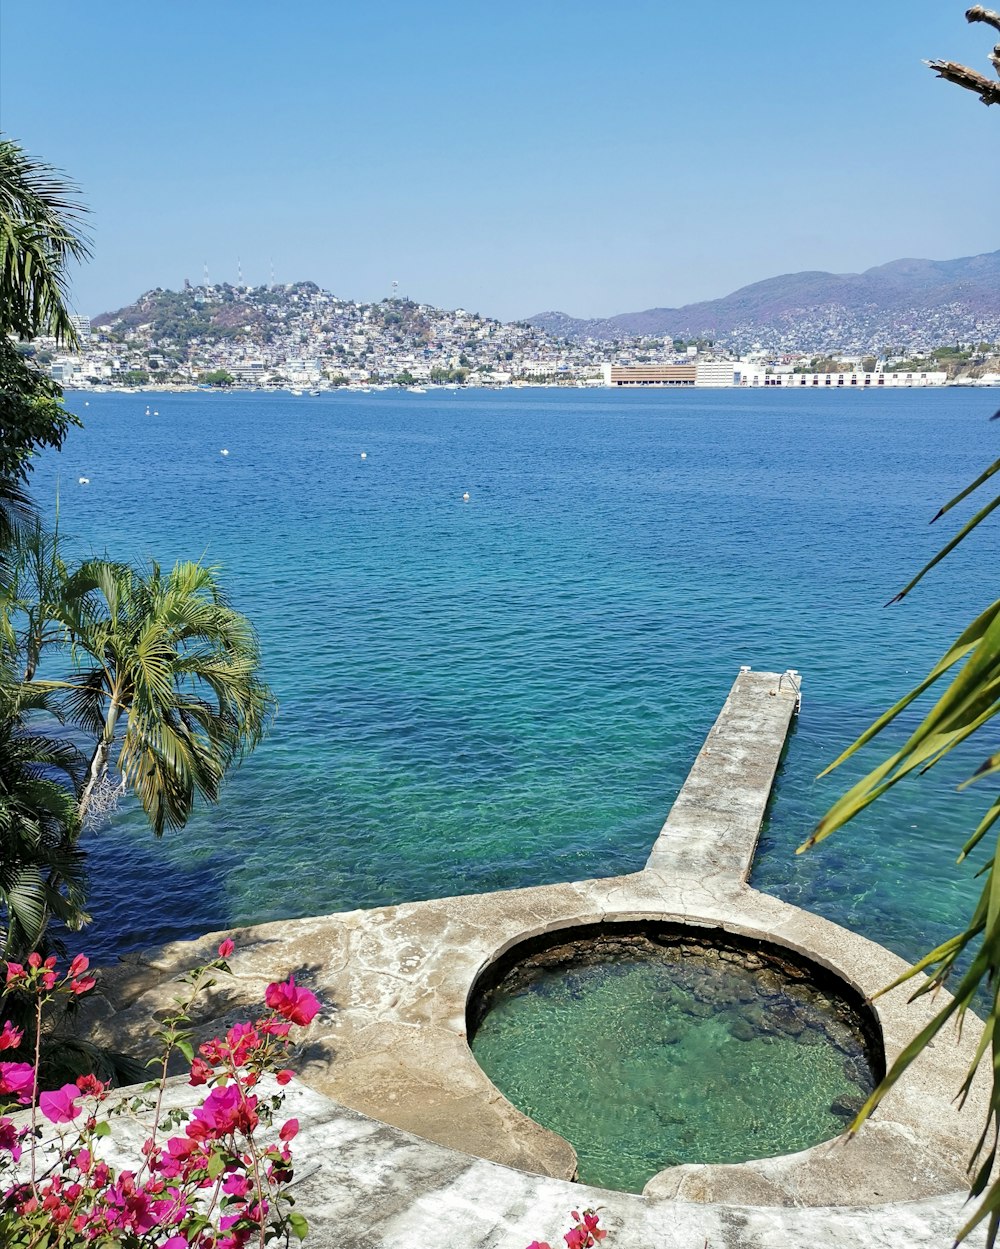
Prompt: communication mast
<box><xmin>237</xmin><ymin>256</ymin><xmax>243</xmax><ymax>287</ymax></box>
<box><xmin>391</xmin><ymin>279</ymin><xmax>398</xmax><ymax>301</ymax></box>
<box><xmin>203</xmin><ymin>262</ymin><xmax>210</xmax><ymax>290</ymax></box>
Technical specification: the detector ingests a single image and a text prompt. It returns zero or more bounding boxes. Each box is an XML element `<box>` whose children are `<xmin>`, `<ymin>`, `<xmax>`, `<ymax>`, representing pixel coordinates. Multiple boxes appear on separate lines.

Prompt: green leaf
<box><xmin>287</xmin><ymin>1212</ymin><xmax>309</xmax><ymax>1241</ymax></box>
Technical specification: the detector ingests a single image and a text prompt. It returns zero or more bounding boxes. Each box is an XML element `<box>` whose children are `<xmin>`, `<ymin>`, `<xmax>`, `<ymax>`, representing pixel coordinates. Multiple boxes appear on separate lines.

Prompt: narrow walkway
<box><xmin>646</xmin><ymin>667</ymin><xmax>799</xmax><ymax>883</ymax></box>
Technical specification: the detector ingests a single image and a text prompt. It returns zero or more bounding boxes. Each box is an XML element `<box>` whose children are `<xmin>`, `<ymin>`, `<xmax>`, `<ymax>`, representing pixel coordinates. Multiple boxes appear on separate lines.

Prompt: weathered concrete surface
<box><xmin>83</xmin><ymin>668</ymin><xmax>992</xmax><ymax>1247</ymax></box>
<box><xmin>646</xmin><ymin>667</ymin><xmax>798</xmax><ymax>884</ymax></box>
<box><xmin>36</xmin><ymin>1077</ymin><xmax>985</xmax><ymax>1249</ymax></box>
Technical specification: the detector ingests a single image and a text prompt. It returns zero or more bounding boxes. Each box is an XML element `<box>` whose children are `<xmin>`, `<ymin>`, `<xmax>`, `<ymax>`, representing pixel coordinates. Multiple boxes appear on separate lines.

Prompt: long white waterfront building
<box><xmin>602</xmin><ymin>362</ymin><xmax>948</xmax><ymax>388</ymax></box>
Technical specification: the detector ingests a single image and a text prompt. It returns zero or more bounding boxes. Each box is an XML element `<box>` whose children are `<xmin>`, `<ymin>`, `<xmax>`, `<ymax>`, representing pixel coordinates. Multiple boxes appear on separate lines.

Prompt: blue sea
<box><xmin>37</xmin><ymin>387</ymin><xmax>1000</xmax><ymax>968</ymax></box>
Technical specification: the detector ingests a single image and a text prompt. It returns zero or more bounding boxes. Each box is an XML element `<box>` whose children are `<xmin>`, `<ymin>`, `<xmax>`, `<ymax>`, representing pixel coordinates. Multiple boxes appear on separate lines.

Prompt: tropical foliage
<box><xmin>0</xmin><ymin>137</ymin><xmax>87</xmax><ymax>496</ymax></box>
<box><xmin>801</xmin><ymin>10</ymin><xmax>1000</xmax><ymax>1244</ymax></box>
<box><xmin>0</xmin><ymin>137</ymin><xmax>274</xmax><ymax>970</ymax></box>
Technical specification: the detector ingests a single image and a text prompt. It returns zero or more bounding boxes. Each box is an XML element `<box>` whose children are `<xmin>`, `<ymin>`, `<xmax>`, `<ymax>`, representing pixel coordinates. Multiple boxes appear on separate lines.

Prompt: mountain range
<box><xmin>527</xmin><ymin>250</ymin><xmax>1000</xmax><ymax>352</ymax></box>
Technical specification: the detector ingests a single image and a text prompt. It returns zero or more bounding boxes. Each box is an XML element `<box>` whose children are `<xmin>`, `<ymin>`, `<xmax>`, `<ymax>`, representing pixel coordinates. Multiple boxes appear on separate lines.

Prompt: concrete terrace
<box><xmin>88</xmin><ymin>669</ymin><xmax>990</xmax><ymax>1248</ymax></box>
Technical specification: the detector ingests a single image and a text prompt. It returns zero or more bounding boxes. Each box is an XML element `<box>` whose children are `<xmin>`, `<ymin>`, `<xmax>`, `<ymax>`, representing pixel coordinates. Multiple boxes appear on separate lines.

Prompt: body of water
<box><xmin>36</xmin><ymin>387</ymin><xmax>998</xmax><ymax>968</ymax></box>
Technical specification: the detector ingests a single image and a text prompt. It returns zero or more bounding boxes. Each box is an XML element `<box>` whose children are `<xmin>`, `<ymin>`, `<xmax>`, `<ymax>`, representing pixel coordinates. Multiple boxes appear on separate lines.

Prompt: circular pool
<box><xmin>468</xmin><ymin>923</ymin><xmax>883</xmax><ymax>1193</ymax></box>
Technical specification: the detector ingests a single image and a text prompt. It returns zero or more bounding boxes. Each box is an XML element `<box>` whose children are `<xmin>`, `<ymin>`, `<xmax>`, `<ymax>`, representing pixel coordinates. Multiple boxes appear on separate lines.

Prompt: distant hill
<box><xmin>527</xmin><ymin>250</ymin><xmax>1000</xmax><ymax>351</ymax></box>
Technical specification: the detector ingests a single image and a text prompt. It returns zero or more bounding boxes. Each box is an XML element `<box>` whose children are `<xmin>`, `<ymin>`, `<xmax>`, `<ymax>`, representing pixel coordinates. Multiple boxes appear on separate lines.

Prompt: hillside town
<box><xmin>35</xmin><ymin>282</ymin><xmax>1000</xmax><ymax>391</ymax></box>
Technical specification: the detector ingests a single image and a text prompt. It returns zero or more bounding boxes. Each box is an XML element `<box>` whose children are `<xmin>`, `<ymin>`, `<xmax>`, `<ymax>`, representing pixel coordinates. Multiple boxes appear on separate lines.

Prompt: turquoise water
<box><xmin>470</xmin><ymin>937</ymin><xmax>875</xmax><ymax>1191</ymax></box>
<box><xmin>35</xmin><ymin>388</ymin><xmax>1000</xmax><ymax>965</ymax></box>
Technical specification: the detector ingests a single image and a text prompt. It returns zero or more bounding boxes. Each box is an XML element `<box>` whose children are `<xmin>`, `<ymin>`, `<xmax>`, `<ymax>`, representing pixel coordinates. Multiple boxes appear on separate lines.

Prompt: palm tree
<box><xmin>0</xmin><ymin>135</ymin><xmax>90</xmax><ymax>347</ymax></box>
<box><xmin>0</xmin><ymin>515</ymin><xmax>70</xmax><ymax>681</ymax></box>
<box><xmin>0</xmin><ymin>138</ymin><xmax>89</xmax><ymax>537</ymax></box>
<box><xmin>49</xmin><ymin>558</ymin><xmax>276</xmax><ymax>836</ymax></box>
<box><xmin>0</xmin><ymin>682</ymin><xmax>86</xmax><ymax>959</ymax></box>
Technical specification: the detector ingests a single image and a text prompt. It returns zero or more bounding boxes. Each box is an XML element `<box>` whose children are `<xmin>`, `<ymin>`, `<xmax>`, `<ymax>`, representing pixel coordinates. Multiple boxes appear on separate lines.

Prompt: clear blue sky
<box><xmin>2</xmin><ymin>0</ymin><xmax>998</xmax><ymax>321</ymax></box>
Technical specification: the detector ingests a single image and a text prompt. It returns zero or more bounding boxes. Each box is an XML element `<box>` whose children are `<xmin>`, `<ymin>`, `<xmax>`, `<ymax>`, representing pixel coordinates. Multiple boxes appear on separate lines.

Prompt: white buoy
<box><xmin>78</xmin><ymin>477</ymin><xmax>89</xmax><ymax>485</ymax></box>
<box><xmin>220</xmin><ymin>449</ymin><xmax>229</xmax><ymax>456</ymax></box>
<box><xmin>153</xmin><ymin>410</ymin><xmax>159</xmax><ymax>416</ymax></box>
<box><xmin>463</xmin><ymin>491</ymin><xmax>470</xmax><ymax>502</ymax></box>
<box><xmin>360</xmin><ymin>451</ymin><xmax>367</xmax><ymax>460</ymax></box>
<box><xmin>83</xmin><ymin>401</ymin><xmax>89</xmax><ymax>406</ymax></box>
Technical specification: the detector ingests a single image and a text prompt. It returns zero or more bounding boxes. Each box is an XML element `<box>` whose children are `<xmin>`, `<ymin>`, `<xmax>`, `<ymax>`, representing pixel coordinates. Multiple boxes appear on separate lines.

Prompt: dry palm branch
<box><xmin>926</xmin><ymin>7</ymin><xmax>1000</xmax><ymax>104</ymax></box>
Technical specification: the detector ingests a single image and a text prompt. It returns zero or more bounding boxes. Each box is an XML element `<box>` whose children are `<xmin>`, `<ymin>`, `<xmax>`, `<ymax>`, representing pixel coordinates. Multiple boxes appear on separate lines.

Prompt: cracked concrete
<box><xmin>86</xmin><ymin>668</ymin><xmax>990</xmax><ymax>1247</ymax></box>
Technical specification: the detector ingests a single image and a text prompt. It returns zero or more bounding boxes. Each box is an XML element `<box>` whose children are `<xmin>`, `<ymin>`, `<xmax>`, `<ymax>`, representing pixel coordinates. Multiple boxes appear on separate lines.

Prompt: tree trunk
<box><xmin>77</xmin><ymin>698</ymin><xmax>122</xmax><ymax>826</ymax></box>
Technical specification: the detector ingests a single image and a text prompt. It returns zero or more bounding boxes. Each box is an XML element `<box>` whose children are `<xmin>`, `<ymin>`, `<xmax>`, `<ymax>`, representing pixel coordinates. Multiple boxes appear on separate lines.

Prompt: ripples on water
<box><xmin>39</xmin><ymin>388</ymin><xmax>999</xmax><ymax>965</ymax></box>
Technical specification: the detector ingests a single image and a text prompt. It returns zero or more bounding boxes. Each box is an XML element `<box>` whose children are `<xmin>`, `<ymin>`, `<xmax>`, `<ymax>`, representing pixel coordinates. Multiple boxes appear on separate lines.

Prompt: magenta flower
<box><xmin>0</xmin><ymin>1060</ymin><xmax>35</xmax><ymax>1099</ymax></box>
<box><xmin>218</xmin><ymin>938</ymin><xmax>235</xmax><ymax>958</ymax></box>
<box><xmin>278</xmin><ymin>1118</ymin><xmax>299</xmax><ymax>1142</ymax></box>
<box><xmin>0</xmin><ymin>1020</ymin><xmax>22</xmax><ymax>1050</ymax></box>
<box><xmin>0</xmin><ymin>1116</ymin><xmax>23</xmax><ymax>1162</ymax></box>
<box><xmin>264</xmin><ymin>974</ymin><xmax>320</xmax><ymax>1026</ymax></box>
<box><xmin>187</xmin><ymin>1083</ymin><xmax>258</xmax><ymax>1141</ymax></box>
<box><xmin>40</xmin><ymin>1083</ymin><xmax>82</xmax><ymax>1124</ymax></box>
<box><xmin>223</xmin><ymin>1172</ymin><xmax>251</xmax><ymax>1198</ymax></box>
<box><xmin>188</xmin><ymin>1056</ymin><xmax>214</xmax><ymax>1087</ymax></box>
<box><xmin>68</xmin><ymin>954</ymin><xmax>89</xmax><ymax>979</ymax></box>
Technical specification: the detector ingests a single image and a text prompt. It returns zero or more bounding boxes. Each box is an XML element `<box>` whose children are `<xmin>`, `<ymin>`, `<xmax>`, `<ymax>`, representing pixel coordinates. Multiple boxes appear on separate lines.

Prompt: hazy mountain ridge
<box><xmin>527</xmin><ymin>250</ymin><xmax>1000</xmax><ymax>351</ymax></box>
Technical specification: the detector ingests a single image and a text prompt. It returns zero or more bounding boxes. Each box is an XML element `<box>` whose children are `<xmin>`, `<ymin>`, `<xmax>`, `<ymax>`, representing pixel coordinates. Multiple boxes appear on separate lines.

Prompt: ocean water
<box><xmin>34</xmin><ymin>387</ymin><xmax>1000</xmax><ymax>967</ymax></box>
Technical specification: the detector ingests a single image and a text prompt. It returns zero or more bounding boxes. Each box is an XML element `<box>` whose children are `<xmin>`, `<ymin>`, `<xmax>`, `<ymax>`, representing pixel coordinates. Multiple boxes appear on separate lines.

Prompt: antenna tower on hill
<box><xmin>203</xmin><ymin>262</ymin><xmax>210</xmax><ymax>290</ymax></box>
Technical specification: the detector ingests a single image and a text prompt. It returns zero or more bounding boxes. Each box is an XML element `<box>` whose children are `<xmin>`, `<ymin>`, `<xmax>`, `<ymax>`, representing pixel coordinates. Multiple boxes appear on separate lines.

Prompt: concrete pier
<box><xmin>646</xmin><ymin>667</ymin><xmax>799</xmax><ymax>884</ymax></box>
<box><xmin>85</xmin><ymin>667</ymin><xmax>989</xmax><ymax>1249</ymax></box>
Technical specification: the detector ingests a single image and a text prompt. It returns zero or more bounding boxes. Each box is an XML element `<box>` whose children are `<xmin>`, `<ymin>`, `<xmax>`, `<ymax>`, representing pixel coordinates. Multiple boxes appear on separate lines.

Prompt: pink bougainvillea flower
<box><xmin>582</xmin><ymin>1211</ymin><xmax>606</xmax><ymax>1238</ymax></box>
<box><xmin>275</xmin><ymin>1068</ymin><xmax>294</xmax><ymax>1086</ymax></box>
<box><xmin>222</xmin><ymin>1172</ymin><xmax>251</xmax><ymax>1198</ymax></box>
<box><xmin>0</xmin><ymin>1020</ymin><xmax>22</xmax><ymax>1050</ymax></box>
<box><xmin>0</xmin><ymin>1116</ymin><xmax>23</xmax><ymax>1162</ymax></box>
<box><xmin>4</xmin><ymin>962</ymin><xmax>24</xmax><ymax>985</ymax></box>
<box><xmin>278</xmin><ymin>1118</ymin><xmax>299</xmax><ymax>1142</ymax></box>
<box><xmin>189</xmin><ymin>1056</ymin><xmax>214</xmax><ymax>1087</ymax></box>
<box><xmin>526</xmin><ymin>1242</ymin><xmax>552</xmax><ymax>1249</ymax></box>
<box><xmin>186</xmin><ymin>1083</ymin><xmax>258</xmax><ymax>1142</ymax></box>
<box><xmin>68</xmin><ymin>954</ymin><xmax>89</xmax><ymax>979</ymax></box>
<box><xmin>218</xmin><ymin>938</ymin><xmax>235</xmax><ymax>958</ymax></box>
<box><xmin>74</xmin><ymin>1073</ymin><xmax>106</xmax><ymax>1098</ymax></box>
<box><xmin>264</xmin><ymin>974</ymin><xmax>320</xmax><ymax>1026</ymax></box>
<box><xmin>161</xmin><ymin>1238</ymin><xmax>190</xmax><ymax>1249</ymax></box>
<box><xmin>0</xmin><ymin>1061</ymin><xmax>35</xmax><ymax>1099</ymax></box>
<box><xmin>224</xmin><ymin>1020</ymin><xmax>260</xmax><ymax>1066</ymax></box>
<box><xmin>40</xmin><ymin>1083</ymin><xmax>82</xmax><ymax>1125</ymax></box>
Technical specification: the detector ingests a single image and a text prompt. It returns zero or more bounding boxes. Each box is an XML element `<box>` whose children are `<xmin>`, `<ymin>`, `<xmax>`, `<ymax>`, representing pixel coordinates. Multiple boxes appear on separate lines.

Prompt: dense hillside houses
<box><xmin>44</xmin><ymin>283</ymin><xmax>623</xmax><ymax>388</ymax></box>
<box><xmin>30</xmin><ymin>281</ymin><xmax>1000</xmax><ymax>390</ymax></box>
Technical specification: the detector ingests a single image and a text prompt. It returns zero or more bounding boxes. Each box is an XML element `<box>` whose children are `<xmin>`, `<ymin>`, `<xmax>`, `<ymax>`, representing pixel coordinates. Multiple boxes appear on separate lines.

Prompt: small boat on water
<box><xmin>407</xmin><ymin>385</ymin><xmax>427</xmax><ymax>393</ymax></box>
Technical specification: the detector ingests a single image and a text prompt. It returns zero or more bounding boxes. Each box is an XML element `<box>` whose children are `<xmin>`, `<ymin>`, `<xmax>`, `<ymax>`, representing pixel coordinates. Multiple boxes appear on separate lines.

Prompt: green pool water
<box><xmin>470</xmin><ymin>935</ymin><xmax>877</xmax><ymax>1193</ymax></box>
